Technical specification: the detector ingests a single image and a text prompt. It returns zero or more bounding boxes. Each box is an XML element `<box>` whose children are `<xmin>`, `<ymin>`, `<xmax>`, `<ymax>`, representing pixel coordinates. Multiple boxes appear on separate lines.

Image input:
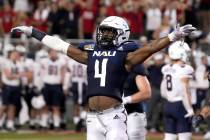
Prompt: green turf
<box><xmin>0</xmin><ymin>133</ymin><xmax>86</xmax><ymax>140</ymax></box>
<box><xmin>0</xmin><ymin>132</ymin><xmax>163</xmax><ymax>140</ymax></box>
<box><xmin>0</xmin><ymin>132</ymin><xmax>203</xmax><ymax>140</ymax></box>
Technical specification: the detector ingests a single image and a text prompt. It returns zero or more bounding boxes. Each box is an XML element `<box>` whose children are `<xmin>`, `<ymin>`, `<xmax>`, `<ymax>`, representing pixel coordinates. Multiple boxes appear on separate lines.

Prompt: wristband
<box><xmin>31</xmin><ymin>28</ymin><xmax>47</xmax><ymax>41</ymax></box>
<box><xmin>123</xmin><ymin>96</ymin><xmax>132</xmax><ymax>104</ymax></box>
<box><xmin>168</xmin><ymin>32</ymin><xmax>175</xmax><ymax>42</ymax></box>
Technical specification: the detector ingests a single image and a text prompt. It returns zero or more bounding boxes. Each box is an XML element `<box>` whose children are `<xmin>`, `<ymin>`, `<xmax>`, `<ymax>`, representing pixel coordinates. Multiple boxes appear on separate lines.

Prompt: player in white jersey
<box><xmin>0</xmin><ymin>46</ymin><xmax>23</xmax><ymax>131</ymax></box>
<box><xmin>40</xmin><ymin>49</ymin><xmax>66</xmax><ymax>129</ymax></box>
<box><xmin>35</xmin><ymin>44</ymin><xmax>48</xmax><ymax>63</ymax></box>
<box><xmin>16</xmin><ymin>45</ymin><xmax>34</xmax><ymax>87</ymax></box>
<box><xmin>67</xmin><ymin>58</ymin><xmax>87</xmax><ymax>131</ymax></box>
<box><xmin>0</xmin><ymin>44</ymin><xmax>14</xmax><ymax>130</ymax></box>
<box><xmin>16</xmin><ymin>45</ymin><xmax>38</xmax><ymax>129</ymax></box>
<box><xmin>161</xmin><ymin>41</ymin><xmax>194</xmax><ymax>140</ymax></box>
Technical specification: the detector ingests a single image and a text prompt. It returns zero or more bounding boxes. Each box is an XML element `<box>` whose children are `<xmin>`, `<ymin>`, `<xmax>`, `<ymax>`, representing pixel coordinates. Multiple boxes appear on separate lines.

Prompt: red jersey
<box><xmin>0</xmin><ymin>10</ymin><xmax>16</xmax><ymax>33</ymax></box>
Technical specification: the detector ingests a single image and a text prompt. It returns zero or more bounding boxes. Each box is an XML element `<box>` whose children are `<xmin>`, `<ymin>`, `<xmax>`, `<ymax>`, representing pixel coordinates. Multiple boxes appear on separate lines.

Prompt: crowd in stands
<box><xmin>0</xmin><ymin>0</ymin><xmax>209</xmax><ymax>40</ymax></box>
<box><xmin>0</xmin><ymin>0</ymin><xmax>210</xmax><ymax>138</ymax></box>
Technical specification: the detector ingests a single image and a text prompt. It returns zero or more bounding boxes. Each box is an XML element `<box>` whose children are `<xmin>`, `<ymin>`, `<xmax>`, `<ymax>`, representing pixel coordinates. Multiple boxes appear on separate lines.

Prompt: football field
<box><xmin>0</xmin><ymin>132</ymin><xmax>85</xmax><ymax>140</ymax></box>
<box><xmin>0</xmin><ymin>131</ymin><xmax>203</xmax><ymax>140</ymax></box>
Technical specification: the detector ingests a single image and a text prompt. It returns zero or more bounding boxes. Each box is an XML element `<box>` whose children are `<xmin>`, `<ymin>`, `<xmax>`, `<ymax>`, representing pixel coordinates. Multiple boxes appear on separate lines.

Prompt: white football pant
<box><xmin>164</xmin><ymin>132</ymin><xmax>192</xmax><ymax>140</ymax></box>
<box><xmin>127</xmin><ymin>112</ymin><xmax>147</xmax><ymax>140</ymax></box>
<box><xmin>86</xmin><ymin>105</ymin><xmax>128</xmax><ymax>140</ymax></box>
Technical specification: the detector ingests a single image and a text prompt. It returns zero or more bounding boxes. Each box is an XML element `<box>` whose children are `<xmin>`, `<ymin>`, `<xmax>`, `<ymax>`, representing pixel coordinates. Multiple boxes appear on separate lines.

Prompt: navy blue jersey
<box><xmin>123</xmin><ymin>64</ymin><xmax>146</xmax><ymax>114</ymax></box>
<box><xmin>79</xmin><ymin>41</ymin><xmax>139</xmax><ymax>101</ymax></box>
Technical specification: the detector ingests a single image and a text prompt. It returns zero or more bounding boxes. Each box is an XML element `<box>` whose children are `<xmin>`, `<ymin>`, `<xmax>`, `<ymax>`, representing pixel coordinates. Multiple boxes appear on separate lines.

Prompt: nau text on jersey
<box><xmin>93</xmin><ymin>51</ymin><xmax>116</xmax><ymax>57</ymax></box>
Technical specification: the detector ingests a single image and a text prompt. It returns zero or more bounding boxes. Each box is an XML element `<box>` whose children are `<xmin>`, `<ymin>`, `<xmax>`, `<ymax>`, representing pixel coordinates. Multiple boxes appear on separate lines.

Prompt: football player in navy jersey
<box><xmin>12</xmin><ymin>16</ymin><xmax>196</xmax><ymax>140</ymax></box>
<box><xmin>123</xmin><ymin>64</ymin><xmax>151</xmax><ymax>140</ymax></box>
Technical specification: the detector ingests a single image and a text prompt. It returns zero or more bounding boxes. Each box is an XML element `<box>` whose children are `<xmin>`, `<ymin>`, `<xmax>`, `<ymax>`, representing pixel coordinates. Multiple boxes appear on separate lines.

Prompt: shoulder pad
<box><xmin>117</xmin><ymin>41</ymin><xmax>140</xmax><ymax>52</ymax></box>
<box><xmin>161</xmin><ymin>64</ymin><xmax>169</xmax><ymax>73</ymax></box>
<box><xmin>179</xmin><ymin>64</ymin><xmax>194</xmax><ymax>77</ymax></box>
<box><xmin>185</xmin><ymin>65</ymin><xmax>194</xmax><ymax>73</ymax></box>
<box><xmin>78</xmin><ymin>42</ymin><xmax>96</xmax><ymax>51</ymax></box>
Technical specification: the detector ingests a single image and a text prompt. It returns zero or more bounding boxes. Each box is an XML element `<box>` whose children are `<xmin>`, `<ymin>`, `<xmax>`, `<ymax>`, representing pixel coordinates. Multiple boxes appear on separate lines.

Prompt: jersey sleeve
<box><xmin>3</xmin><ymin>60</ymin><xmax>12</xmax><ymax>70</ymax></box>
<box><xmin>161</xmin><ymin>65</ymin><xmax>167</xmax><ymax>75</ymax></box>
<box><xmin>132</xmin><ymin>64</ymin><xmax>146</xmax><ymax>76</ymax></box>
<box><xmin>118</xmin><ymin>41</ymin><xmax>140</xmax><ymax>52</ymax></box>
<box><xmin>39</xmin><ymin>58</ymin><xmax>47</xmax><ymax>70</ymax></box>
<box><xmin>180</xmin><ymin>65</ymin><xmax>194</xmax><ymax>78</ymax></box>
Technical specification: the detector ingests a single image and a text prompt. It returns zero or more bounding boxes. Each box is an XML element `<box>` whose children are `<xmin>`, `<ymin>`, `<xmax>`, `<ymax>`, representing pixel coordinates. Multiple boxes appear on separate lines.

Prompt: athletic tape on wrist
<box><xmin>41</xmin><ymin>35</ymin><xmax>69</xmax><ymax>54</ymax></box>
<box><xmin>168</xmin><ymin>32</ymin><xmax>175</xmax><ymax>42</ymax></box>
<box><xmin>125</xmin><ymin>96</ymin><xmax>132</xmax><ymax>104</ymax></box>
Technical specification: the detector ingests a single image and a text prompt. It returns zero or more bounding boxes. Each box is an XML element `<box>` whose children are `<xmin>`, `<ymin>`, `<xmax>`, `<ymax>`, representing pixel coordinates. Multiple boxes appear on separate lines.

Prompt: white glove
<box><xmin>11</xmin><ymin>26</ymin><xmax>33</xmax><ymax>36</ymax></box>
<box><xmin>168</xmin><ymin>24</ymin><xmax>196</xmax><ymax>42</ymax></box>
<box><xmin>184</xmin><ymin>108</ymin><xmax>194</xmax><ymax>118</ymax></box>
<box><xmin>122</xmin><ymin>96</ymin><xmax>132</xmax><ymax>105</ymax></box>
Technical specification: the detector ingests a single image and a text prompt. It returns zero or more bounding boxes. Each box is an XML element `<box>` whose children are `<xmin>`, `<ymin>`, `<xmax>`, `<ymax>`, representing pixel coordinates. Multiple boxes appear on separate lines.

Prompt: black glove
<box><xmin>192</xmin><ymin>114</ymin><xmax>204</xmax><ymax>128</ymax></box>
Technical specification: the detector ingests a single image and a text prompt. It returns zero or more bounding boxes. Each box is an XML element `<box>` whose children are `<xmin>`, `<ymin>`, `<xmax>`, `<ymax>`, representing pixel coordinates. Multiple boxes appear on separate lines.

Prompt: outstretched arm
<box><xmin>11</xmin><ymin>26</ymin><xmax>88</xmax><ymax>64</ymax></box>
<box><xmin>126</xmin><ymin>37</ymin><xmax>170</xmax><ymax>70</ymax></box>
<box><xmin>125</xmin><ymin>24</ymin><xmax>196</xmax><ymax>71</ymax></box>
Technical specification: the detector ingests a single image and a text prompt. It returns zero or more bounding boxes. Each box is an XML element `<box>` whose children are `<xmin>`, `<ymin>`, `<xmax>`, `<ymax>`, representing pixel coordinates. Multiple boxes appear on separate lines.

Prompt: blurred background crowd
<box><xmin>0</xmin><ymin>0</ymin><xmax>210</xmax><ymax>137</ymax></box>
